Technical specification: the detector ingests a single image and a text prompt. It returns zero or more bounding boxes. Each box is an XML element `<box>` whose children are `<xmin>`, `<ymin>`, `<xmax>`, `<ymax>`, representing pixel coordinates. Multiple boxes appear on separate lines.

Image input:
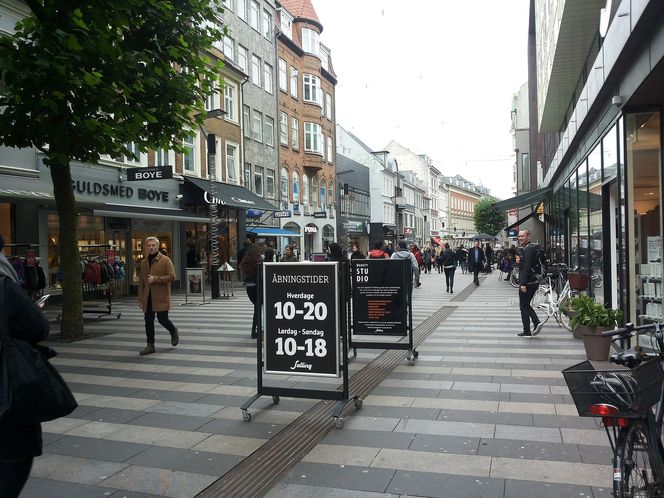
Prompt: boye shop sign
<box><xmin>263</xmin><ymin>263</ymin><xmax>340</xmax><ymax>377</ymax></box>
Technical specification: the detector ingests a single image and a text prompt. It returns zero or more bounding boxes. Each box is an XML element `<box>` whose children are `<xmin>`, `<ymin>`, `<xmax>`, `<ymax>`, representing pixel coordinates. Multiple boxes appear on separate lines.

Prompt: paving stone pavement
<box><xmin>20</xmin><ymin>267</ymin><xmax>613</xmax><ymax>498</ymax></box>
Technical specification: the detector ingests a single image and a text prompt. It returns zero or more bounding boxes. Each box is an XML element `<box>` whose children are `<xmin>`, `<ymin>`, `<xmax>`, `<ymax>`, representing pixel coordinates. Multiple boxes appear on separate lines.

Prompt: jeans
<box><xmin>519</xmin><ymin>284</ymin><xmax>540</xmax><ymax>333</ymax></box>
<box><xmin>144</xmin><ymin>296</ymin><xmax>176</xmax><ymax>344</ymax></box>
<box><xmin>444</xmin><ymin>267</ymin><xmax>455</xmax><ymax>290</ymax></box>
<box><xmin>246</xmin><ymin>285</ymin><xmax>259</xmax><ymax>337</ymax></box>
<box><xmin>0</xmin><ymin>458</ymin><xmax>33</xmax><ymax>498</ymax></box>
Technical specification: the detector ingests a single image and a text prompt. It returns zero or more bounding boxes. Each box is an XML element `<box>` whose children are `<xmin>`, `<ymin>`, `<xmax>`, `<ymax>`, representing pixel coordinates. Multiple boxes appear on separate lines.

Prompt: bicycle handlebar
<box><xmin>601</xmin><ymin>322</ymin><xmax>658</xmax><ymax>337</ymax></box>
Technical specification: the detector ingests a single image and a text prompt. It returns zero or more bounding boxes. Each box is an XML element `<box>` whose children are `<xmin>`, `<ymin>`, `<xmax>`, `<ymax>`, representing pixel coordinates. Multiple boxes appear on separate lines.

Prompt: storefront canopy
<box><xmin>185</xmin><ymin>177</ymin><xmax>277</xmax><ymax>212</ymax></box>
<box><xmin>493</xmin><ymin>186</ymin><xmax>552</xmax><ymax>211</ymax></box>
<box><xmin>505</xmin><ymin>209</ymin><xmax>537</xmax><ymax>231</ymax></box>
<box><xmin>247</xmin><ymin>227</ymin><xmax>303</xmax><ymax>238</ymax></box>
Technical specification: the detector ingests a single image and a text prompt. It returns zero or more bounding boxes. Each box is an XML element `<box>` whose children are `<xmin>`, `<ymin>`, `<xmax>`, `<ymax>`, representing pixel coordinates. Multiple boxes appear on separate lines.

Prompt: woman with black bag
<box><xmin>0</xmin><ymin>235</ymin><xmax>51</xmax><ymax>497</ymax></box>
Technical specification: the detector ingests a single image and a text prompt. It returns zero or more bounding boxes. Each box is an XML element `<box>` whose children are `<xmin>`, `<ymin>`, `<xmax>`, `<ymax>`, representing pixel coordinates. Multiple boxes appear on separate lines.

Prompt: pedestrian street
<box><xmin>22</xmin><ymin>268</ymin><xmax>613</xmax><ymax>498</ymax></box>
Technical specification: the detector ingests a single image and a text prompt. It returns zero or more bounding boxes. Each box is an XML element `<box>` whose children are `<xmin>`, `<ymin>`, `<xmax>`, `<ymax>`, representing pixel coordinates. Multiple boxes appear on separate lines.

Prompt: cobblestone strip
<box><xmin>198</xmin><ymin>306</ymin><xmax>458</xmax><ymax>497</ymax></box>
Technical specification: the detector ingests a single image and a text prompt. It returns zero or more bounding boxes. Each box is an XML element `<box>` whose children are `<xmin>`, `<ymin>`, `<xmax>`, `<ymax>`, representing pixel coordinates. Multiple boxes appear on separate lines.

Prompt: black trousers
<box><xmin>444</xmin><ymin>267</ymin><xmax>455</xmax><ymax>290</ymax></box>
<box><xmin>472</xmin><ymin>263</ymin><xmax>482</xmax><ymax>283</ymax></box>
<box><xmin>519</xmin><ymin>284</ymin><xmax>540</xmax><ymax>333</ymax></box>
<box><xmin>144</xmin><ymin>295</ymin><xmax>176</xmax><ymax>344</ymax></box>
<box><xmin>0</xmin><ymin>458</ymin><xmax>33</xmax><ymax>498</ymax></box>
<box><xmin>246</xmin><ymin>285</ymin><xmax>259</xmax><ymax>336</ymax></box>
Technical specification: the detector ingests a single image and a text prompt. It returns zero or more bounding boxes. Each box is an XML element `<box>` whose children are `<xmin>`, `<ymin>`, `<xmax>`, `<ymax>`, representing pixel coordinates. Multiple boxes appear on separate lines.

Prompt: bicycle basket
<box><xmin>562</xmin><ymin>359</ymin><xmax>663</xmax><ymax>418</ymax></box>
<box><xmin>567</xmin><ymin>272</ymin><xmax>589</xmax><ymax>291</ymax></box>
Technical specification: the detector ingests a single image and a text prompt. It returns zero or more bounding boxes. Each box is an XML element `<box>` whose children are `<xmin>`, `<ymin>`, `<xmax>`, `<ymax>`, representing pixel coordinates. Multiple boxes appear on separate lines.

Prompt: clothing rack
<box><xmin>3</xmin><ymin>243</ymin><xmax>46</xmax><ymax>301</ymax></box>
<box><xmin>57</xmin><ymin>243</ymin><xmax>121</xmax><ymax>321</ymax></box>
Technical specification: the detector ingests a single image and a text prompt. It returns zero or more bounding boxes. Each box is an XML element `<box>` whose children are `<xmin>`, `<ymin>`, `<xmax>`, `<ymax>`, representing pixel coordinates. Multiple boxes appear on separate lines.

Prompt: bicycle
<box><xmin>563</xmin><ymin>322</ymin><xmax>664</xmax><ymax>497</ymax></box>
<box><xmin>531</xmin><ymin>264</ymin><xmax>573</xmax><ymax>331</ymax></box>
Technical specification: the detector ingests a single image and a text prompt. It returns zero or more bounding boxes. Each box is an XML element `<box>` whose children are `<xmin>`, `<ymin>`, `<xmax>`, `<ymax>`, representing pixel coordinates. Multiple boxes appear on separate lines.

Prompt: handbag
<box><xmin>0</xmin><ymin>276</ymin><xmax>77</xmax><ymax>426</ymax></box>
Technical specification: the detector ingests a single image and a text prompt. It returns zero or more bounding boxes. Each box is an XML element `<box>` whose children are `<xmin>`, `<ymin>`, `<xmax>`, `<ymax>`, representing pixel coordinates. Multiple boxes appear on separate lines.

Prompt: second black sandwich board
<box><xmin>350</xmin><ymin>259</ymin><xmax>417</xmax><ymax>363</ymax></box>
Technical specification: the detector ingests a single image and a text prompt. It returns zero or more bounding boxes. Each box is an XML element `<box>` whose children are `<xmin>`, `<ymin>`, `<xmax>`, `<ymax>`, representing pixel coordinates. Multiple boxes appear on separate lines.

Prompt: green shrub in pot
<box><xmin>568</xmin><ymin>295</ymin><xmax>624</xmax><ymax>331</ymax></box>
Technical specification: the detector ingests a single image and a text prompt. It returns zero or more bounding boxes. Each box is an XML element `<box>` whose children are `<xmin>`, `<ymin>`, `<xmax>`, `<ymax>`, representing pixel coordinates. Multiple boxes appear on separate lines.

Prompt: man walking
<box><xmin>467</xmin><ymin>241</ymin><xmax>486</xmax><ymax>285</ymax></box>
<box><xmin>516</xmin><ymin>229</ymin><xmax>543</xmax><ymax>337</ymax></box>
<box><xmin>138</xmin><ymin>237</ymin><xmax>179</xmax><ymax>355</ymax></box>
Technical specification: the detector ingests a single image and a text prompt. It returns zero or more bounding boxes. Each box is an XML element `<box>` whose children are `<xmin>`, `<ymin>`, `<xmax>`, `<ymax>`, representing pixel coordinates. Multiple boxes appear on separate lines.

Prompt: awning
<box><xmin>94</xmin><ymin>205</ymin><xmax>209</xmax><ymax>223</ymax></box>
<box><xmin>247</xmin><ymin>227</ymin><xmax>303</xmax><ymax>238</ymax></box>
<box><xmin>184</xmin><ymin>177</ymin><xmax>277</xmax><ymax>211</ymax></box>
<box><xmin>505</xmin><ymin>209</ymin><xmax>537</xmax><ymax>231</ymax></box>
<box><xmin>493</xmin><ymin>186</ymin><xmax>552</xmax><ymax>211</ymax></box>
<box><xmin>431</xmin><ymin>237</ymin><xmax>443</xmax><ymax>246</ymax></box>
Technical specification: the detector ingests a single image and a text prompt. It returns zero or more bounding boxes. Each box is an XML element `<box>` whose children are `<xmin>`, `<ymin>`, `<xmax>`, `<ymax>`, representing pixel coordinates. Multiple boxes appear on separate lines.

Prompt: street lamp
<box><xmin>200</xmin><ymin>108</ymin><xmax>225</xmax><ymax>298</ymax></box>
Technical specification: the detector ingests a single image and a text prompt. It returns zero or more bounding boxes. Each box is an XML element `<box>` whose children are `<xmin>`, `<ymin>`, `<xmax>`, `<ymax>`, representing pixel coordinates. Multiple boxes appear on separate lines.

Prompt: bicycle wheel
<box><xmin>556</xmin><ymin>295</ymin><xmax>572</xmax><ymax>331</ymax></box>
<box><xmin>593</xmin><ymin>269</ymin><xmax>603</xmax><ymax>288</ymax></box>
<box><xmin>531</xmin><ymin>286</ymin><xmax>548</xmax><ymax>310</ymax></box>
<box><xmin>614</xmin><ymin>419</ymin><xmax>664</xmax><ymax>497</ymax></box>
<box><xmin>510</xmin><ymin>269</ymin><xmax>519</xmax><ymax>288</ymax></box>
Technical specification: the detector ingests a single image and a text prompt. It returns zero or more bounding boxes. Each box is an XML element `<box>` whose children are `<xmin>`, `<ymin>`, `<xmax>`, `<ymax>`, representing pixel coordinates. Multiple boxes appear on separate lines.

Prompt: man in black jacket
<box><xmin>467</xmin><ymin>241</ymin><xmax>486</xmax><ymax>285</ymax></box>
<box><xmin>516</xmin><ymin>230</ymin><xmax>543</xmax><ymax>337</ymax></box>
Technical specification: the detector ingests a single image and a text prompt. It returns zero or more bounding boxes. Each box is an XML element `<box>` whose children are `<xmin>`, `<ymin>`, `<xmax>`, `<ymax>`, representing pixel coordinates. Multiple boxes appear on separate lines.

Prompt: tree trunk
<box><xmin>50</xmin><ymin>160</ymin><xmax>84</xmax><ymax>339</ymax></box>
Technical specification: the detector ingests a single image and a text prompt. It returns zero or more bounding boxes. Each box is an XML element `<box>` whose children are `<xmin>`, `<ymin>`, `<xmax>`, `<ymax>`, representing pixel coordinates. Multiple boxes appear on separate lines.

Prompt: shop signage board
<box><xmin>263</xmin><ymin>262</ymin><xmax>340</xmax><ymax>378</ymax></box>
<box><xmin>126</xmin><ymin>166</ymin><xmax>173</xmax><ymax>181</ymax></box>
<box><xmin>182</xmin><ymin>268</ymin><xmax>207</xmax><ymax>305</ymax></box>
<box><xmin>351</xmin><ymin>259</ymin><xmax>407</xmax><ymax>336</ymax></box>
<box><xmin>273</xmin><ymin>211</ymin><xmax>291</xmax><ymax>218</ymax></box>
<box><xmin>313</xmin><ymin>212</ymin><xmax>327</xmax><ymax>219</ymax></box>
<box><xmin>349</xmin><ymin>259</ymin><xmax>418</xmax><ymax>363</ymax></box>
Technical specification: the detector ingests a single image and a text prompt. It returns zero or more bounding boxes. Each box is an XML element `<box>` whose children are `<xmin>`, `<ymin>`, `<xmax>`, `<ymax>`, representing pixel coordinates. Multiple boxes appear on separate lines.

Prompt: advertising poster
<box><xmin>351</xmin><ymin>259</ymin><xmax>407</xmax><ymax>336</ymax></box>
<box><xmin>263</xmin><ymin>263</ymin><xmax>340</xmax><ymax>377</ymax></box>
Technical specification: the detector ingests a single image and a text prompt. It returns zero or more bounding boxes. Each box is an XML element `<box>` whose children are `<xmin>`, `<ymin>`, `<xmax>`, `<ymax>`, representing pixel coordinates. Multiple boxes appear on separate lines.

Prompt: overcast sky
<box><xmin>313</xmin><ymin>0</ymin><xmax>530</xmax><ymax>200</ymax></box>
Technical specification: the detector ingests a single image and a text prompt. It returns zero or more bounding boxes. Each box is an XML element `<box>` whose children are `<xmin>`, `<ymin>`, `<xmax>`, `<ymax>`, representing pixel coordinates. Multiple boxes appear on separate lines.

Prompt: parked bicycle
<box><xmin>530</xmin><ymin>263</ymin><xmax>574</xmax><ymax>331</ymax></box>
<box><xmin>563</xmin><ymin>322</ymin><xmax>664</xmax><ymax>497</ymax></box>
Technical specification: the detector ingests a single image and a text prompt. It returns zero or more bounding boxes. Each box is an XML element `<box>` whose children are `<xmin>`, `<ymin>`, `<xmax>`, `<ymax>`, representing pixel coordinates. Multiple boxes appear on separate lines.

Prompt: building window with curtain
<box><xmin>250</xmin><ymin>0</ymin><xmax>259</xmax><ymax>31</ymax></box>
<box><xmin>266</xmin><ymin>168</ymin><xmax>275</xmax><ymax>198</ymax></box>
<box><xmin>263</xmin><ymin>62</ymin><xmax>273</xmax><ymax>94</ymax></box>
<box><xmin>278</xmin><ymin>58</ymin><xmax>287</xmax><ymax>92</ymax></box>
<box><xmin>301</xmin><ymin>28</ymin><xmax>319</xmax><ymax>56</ymax></box>
<box><xmin>279</xmin><ymin>112</ymin><xmax>288</xmax><ymax>145</ymax></box>
<box><xmin>238</xmin><ymin>45</ymin><xmax>248</xmax><ymax>73</ymax></box>
<box><xmin>226</xmin><ymin>142</ymin><xmax>237</xmax><ymax>182</ymax></box>
<box><xmin>263</xmin><ymin>115</ymin><xmax>274</xmax><ymax>146</ymax></box>
<box><xmin>254</xmin><ymin>166</ymin><xmax>263</xmax><ymax>196</ymax></box>
<box><xmin>521</xmin><ymin>153</ymin><xmax>530</xmax><ymax>191</ymax></box>
<box><xmin>303</xmin><ymin>74</ymin><xmax>321</xmax><ymax>105</ymax></box>
<box><xmin>183</xmin><ymin>134</ymin><xmax>195</xmax><ymax>172</ymax></box>
<box><xmin>224</xmin><ymin>82</ymin><xmax>237</xmax><ymax>122</ymax></box>
<box><xmin>291</xmin><ymin>117</ymin><xmax>299</xmax><ymax>150</ymax></box>
<box><xmin>304</xmin><ymin>122</ymin><xmax>322</xmax><ymax>154</ymax></box>
<box><xmin>280</xmin><ymin>167</ymin><xmax>289</xmax><ymax>203</ymax></box>
<box><xmin>290</xmin><ymin>67</ymin><xmax>298</xmax><ymax>98</ymax></box>
<box><xmin>252</xmin><ymin>110</ymin><xmax>262</xmax><ymax>142</ymax></box>
<box><xmin>303</xmin><ymin>173</ymin><xmax>309</xmax><ymax>206</ymax></box>
<box><xmin>251</xmin><ymin>55</ymin><xmax>261</xmax><ymax>86</ymax></box>
<box><xmin>244</xmin><ymin>163</ymin><xmax>251</xmax><ymax>190</ymax></box>
<box><xmin>312</xmin><ymin>176</ymin><xmax>318</xmax><ymax>208</ymax></box>
<box><xmin>292</xmin><ymin>171</ymin><xmax>300</xmax><ymax>204</ymax></box>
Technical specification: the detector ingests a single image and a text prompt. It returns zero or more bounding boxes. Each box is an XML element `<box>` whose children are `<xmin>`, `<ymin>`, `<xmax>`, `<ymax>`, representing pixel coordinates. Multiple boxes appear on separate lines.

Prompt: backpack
<box><xmin>532</xmin><ymin>244</ymin><xmax>548</xmax><ymax>275</ymax></box>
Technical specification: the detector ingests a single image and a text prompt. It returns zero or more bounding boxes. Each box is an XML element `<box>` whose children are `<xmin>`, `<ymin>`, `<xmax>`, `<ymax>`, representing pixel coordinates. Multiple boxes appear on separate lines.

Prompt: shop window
<box><xmin>587</xmin><ymin>145</ymin><xmax>602</xmax><ymax>302</ymax></box>
<box><xmin>626</xmin><ymin>112</ymin><xmax>662</xmax><ymax>324</ymax></box>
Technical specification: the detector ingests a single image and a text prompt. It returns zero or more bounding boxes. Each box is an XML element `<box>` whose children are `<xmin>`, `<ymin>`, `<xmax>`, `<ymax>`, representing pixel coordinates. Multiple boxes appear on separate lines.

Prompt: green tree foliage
<box><xmin>473</xmin><ymin>197</ymin><xmax>507</xmax><ymax>236</ymax></box>
<box><xmin>0</xmin><ymin>0</ymin><xmax>224</xmax><ymax>339</ymax></box>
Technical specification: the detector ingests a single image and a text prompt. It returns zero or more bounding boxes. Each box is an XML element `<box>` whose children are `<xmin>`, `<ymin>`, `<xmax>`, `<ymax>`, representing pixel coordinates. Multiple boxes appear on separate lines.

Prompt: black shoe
<box><xmin>517</xmin><ymin>332</ymin><xmax>532</xmax><ymax>338</ymax></box>
<box><xmin>450</xmin><ymin>289</ymin><xmax>453</xmax><ymax>293</ymax></box>
<box><xmin>170</xmin><ymin>328</ymin><xmax>179</xmax><ymax>347</ymax></box>
<box><xmin>532</xmin><ymin>322</ymin><xmax>543</xmax><ymax>336</ymax></box>
<box><xmin>446</xmin><ymin>287</ymin><xmax>449</xmax><ymax>292</ymax></box>
<box><xmin>251</xmin><ymin>332</ymin><xmax>257</xmax><ymax>339</ymax></box>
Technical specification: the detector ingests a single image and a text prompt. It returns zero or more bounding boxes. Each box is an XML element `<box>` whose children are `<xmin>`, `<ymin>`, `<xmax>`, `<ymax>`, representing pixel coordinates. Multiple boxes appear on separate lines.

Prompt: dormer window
<box><xmin>301</xmin><ymin>28</ymin><xmax>319</xmax><ymax>57</ymax></box>
<box><xmin>280</xmin><ymin>11</ymin><xmax>293</xmax><ymax>39</ymax></box>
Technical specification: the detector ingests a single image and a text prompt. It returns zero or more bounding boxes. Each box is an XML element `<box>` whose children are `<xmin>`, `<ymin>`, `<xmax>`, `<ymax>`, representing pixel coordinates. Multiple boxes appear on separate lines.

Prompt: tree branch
<box><xmin>24</xmin><ymin>0</ymin><xmax>47</xmax><ymax>24</ymax></box>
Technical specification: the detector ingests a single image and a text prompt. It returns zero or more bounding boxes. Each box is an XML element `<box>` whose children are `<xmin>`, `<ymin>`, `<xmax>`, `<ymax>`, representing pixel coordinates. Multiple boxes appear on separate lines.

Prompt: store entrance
<box><xmin>106</xmin><ymin>229</ymin><xmax>130</xmax><ymax>295</ymax></box>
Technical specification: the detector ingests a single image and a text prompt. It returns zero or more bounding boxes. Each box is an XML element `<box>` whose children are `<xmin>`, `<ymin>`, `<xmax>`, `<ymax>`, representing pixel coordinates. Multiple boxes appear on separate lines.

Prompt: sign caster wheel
<box><xmin>335</xmin><ymin>417</ymin><xmax>344</xmax><ymax>429</ymax></box>
<box><xmin>272</xmin><ymin>396</ymin><xmax>280</xmax><ymax>405</ymax></box>
<box><xmin>354</xmin><ymin>398</ymin><xmax>363</xmax><ymax>409</ymax></box>
<box><xmin>352</xmin><ymin>348</ymin><xmax>357</xmax><ymax>357</ymax></box>
<box><xmin>241</xmin><ymin>410</ymin><xmax>251</xmax><ymax>422</ymax></box>
<box><xmin>413</xmin><ymin>350</ymin><xmax>419</xmax><ymax>358</ymax></box>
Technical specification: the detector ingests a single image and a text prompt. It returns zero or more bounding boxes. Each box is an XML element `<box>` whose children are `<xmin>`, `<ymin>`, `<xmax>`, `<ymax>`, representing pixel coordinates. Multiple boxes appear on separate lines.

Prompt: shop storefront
<box><xmin>338</xmin><ymin>220</ymin><xmax>369</xmax><ymax>253</ymax></box>
<box><xmin>182</xmin><ymin>177</ymin><xmax>277</xmax><ymax>268</ymax></box>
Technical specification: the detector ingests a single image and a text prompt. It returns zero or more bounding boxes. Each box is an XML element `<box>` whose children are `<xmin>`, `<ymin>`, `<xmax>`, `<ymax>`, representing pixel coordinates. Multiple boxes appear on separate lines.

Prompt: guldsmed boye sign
<box><xmin>262</xmin><ymin>263</ymin><xmax>340</xmax><ymax>378</ymax></box>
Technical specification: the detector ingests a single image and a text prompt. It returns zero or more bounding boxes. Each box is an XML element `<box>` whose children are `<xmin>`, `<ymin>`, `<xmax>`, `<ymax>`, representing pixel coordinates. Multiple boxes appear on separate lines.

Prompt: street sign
<box><xmin>126</xmin><ymin>166</ymin><xmax>173</xmax><ymax>181</ymax></box>
<box><xmin>263</xmin><ymin>263</ymin><xmax>340</xmax><ymax>377</ymax></box>
<box><xmin>351</xmin><ymin>259</ymin><xmax>408</xmax><ymax>336</ymax></box>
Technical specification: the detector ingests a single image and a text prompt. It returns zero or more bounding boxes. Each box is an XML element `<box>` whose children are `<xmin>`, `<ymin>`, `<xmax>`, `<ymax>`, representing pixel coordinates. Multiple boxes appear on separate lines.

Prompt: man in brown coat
<box><xmin>138</xmin><ymin>237</ymin><xmax>179</xmax><ymax>355</ymax></box>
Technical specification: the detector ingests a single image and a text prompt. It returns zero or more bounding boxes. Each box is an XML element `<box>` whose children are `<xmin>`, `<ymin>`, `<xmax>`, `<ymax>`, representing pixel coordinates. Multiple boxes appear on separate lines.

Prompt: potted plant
<box><xmin>568</xmin><ymin>295</ymin><xmax>624</xmax><ymax>361</ymax></box>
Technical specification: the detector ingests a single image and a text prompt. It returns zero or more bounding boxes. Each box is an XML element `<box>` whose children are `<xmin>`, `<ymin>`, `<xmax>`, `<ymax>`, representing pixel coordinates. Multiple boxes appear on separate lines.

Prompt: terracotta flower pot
<box><xmin>578</xmin><ymin>325</ymin><xmax>614</xmax><ymax>361</ymax></box>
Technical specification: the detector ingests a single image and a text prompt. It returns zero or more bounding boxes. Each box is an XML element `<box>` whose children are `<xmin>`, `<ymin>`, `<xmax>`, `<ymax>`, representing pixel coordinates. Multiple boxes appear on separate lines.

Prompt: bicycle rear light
<box><xmin>590</xmin><ymin>404</ymin><xmax>620</xmax><ymax>416</ymax></box>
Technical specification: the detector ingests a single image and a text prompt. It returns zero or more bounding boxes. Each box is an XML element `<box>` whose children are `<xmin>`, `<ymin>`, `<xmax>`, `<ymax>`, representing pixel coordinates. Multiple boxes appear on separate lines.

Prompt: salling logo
<box><xmin>203</xmin><ymin>191</ymin><xmax>256</xmax><ymax>206</ymax></box>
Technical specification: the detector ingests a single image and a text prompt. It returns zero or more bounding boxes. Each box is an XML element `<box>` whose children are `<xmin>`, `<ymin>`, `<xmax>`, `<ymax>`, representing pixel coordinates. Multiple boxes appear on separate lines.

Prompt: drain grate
<box><xmin>197</xmin><ymin>306</ymin><xmax>457</xmax><ymax>497</ymax></box>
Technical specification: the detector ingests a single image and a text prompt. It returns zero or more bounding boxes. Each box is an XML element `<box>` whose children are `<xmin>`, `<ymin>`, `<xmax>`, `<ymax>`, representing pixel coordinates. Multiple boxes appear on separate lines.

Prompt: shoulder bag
<box><xmin>0</xmin><ymin>277</ymin><xmax>77</xmax><ymax>426</ymax></box>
